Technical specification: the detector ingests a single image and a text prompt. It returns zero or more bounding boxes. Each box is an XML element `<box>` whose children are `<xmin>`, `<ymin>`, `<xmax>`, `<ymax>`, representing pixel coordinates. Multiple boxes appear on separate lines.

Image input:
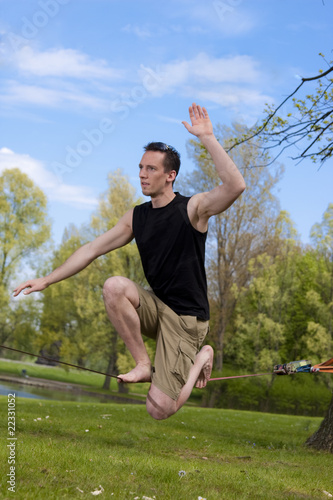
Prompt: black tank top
<box><xmin>133</xmin><ymin>193</ymin><xmax>209</xmax><ymax>320</ymax></box>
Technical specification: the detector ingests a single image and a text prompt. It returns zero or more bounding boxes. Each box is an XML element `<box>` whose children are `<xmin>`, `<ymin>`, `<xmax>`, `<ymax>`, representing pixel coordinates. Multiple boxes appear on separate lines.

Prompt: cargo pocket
<box><xmin>171</xmin><ymin>340</ymin><xmax>197</xmax><ymax>386</ymax></box>
<box><xmin>178</xmin><ymin>315</ymin><xmax>198</xmax><ymax>338</ymax></box>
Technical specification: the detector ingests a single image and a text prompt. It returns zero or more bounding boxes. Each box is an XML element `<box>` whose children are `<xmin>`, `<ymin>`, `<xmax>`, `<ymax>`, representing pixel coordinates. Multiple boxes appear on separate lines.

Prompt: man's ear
<box><xmin>167</xmin><ymin>170</ymin><xmax>177</xmax><ymax>183</ymax></box>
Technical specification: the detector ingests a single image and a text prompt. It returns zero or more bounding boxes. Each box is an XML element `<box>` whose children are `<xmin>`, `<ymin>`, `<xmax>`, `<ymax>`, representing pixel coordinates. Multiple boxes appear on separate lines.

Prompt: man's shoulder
<box><xmin>173</xmin><ymin>192</ymin><xmax>192</xmax><ymax>204</ymax></box>
<box><xmin>134</xmin><ymin>200</ymin><xmax>151</xmax><ymax>211</ymax></box>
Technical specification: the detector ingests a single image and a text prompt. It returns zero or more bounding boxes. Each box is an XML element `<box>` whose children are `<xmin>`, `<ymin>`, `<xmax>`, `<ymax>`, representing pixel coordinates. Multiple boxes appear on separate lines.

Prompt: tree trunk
<box><xmin>306</xmin><ymin>394</ymin><xmax>333</xmax><ymax>452</ymax></box>
<box><xmin>215</xmin><ymin>320</ymin><xmax>225</xmax><ymax>371</ymax></box>
<box><xmin>102</xmin><ymin>349</ymin><xmax>117</xmax><ymax>390</ymax></box>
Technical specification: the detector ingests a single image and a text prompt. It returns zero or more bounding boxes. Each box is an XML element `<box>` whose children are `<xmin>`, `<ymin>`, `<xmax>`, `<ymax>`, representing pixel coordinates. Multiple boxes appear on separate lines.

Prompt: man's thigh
<box><xmin>134</xmin><ymin>284</ymin><xmax>209</xmax><ymax>400</ymax></box>
<box><xmin>153</xmin><ymin>311</ymin><xmax>209</xmax><ymax>401</ymax></box>
<box><xmin>134</xmin><ymin>284</ymin><xmax>165</xmax><ymax>340</ymax></box>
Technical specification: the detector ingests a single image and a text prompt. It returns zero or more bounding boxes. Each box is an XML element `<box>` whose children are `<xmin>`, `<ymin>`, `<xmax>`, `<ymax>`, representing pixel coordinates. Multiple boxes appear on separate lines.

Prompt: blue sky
<box><xmin>0</xmin><ymin>0</ymin><xmax>332</xmax><ymax>249</ymax></box>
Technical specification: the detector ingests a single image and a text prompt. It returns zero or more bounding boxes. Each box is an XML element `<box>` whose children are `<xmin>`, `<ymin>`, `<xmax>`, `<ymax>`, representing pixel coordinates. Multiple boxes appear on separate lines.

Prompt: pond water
<box><xmin>0</xmin><ymin>380</ymin><xmax>139</xmax><ymax>404</ymax></box>
<box><xmin>0</xmin><ymin>380</ymin><xmax>46</xmax><ymax>400</ymax></box>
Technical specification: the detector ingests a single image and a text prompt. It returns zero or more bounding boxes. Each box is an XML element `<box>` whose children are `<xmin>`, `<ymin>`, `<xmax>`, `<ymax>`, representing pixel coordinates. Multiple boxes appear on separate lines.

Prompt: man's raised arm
<box><xmin>182</xmin><ymin>103</ymin><xmax>246</xmax><ymax>226</ymax></box>
<box><xmin>13</xmin><ymin>209</ymin><xmax>134</xmax><ymax>297</ymax></box>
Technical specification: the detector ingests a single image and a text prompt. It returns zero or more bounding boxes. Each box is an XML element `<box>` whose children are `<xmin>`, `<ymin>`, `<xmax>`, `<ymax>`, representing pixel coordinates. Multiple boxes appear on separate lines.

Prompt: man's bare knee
<box><xmin>103</xmin><ymin>276</ymin><xmax>125</xmax><ymax>300</ymax></box>
<box><xmin>146</xmin><ymin>389</ymin><xmax>176</xmax><ymax>421</ymax></box>
<box><xmin>146</xmin><ymin>399</ymin><xmax>173</xmax><ymax>421</ymax></box>
<box><xmin>103</xmin><ymin>276</ymin><xmax>139</xmax><ymax>308</ymax></box>
<box><xmin>146</xmin><ymin>401</ymin><xmax>167</xmax><ymax>420</ymax></box>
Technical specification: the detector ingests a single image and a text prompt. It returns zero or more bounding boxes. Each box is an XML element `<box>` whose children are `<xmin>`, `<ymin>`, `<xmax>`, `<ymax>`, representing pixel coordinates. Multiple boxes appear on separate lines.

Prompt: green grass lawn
<box><xmin>1</xmin><ymin>396</ymin><xmax>332</xmax><ymax>500</ymax></box>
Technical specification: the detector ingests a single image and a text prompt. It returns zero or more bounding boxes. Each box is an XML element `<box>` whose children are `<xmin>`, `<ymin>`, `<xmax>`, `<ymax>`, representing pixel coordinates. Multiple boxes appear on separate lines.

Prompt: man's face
<box><xmin>139</xmin><ymin>151</ymin><xmax>175</xmax><ymax>197</ymax></box>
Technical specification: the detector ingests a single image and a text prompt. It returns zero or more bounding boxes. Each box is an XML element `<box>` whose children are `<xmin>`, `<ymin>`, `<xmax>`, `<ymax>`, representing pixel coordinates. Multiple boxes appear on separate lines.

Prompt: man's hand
<box><xmin>182</xmin><ymin>103</ymin><xmax>214</xmax><ymax>139</ymax></box>
<box><xmin>13</xmin><ymin>277</ymin><xmax>48</xmax><ymax>297</ymax></box>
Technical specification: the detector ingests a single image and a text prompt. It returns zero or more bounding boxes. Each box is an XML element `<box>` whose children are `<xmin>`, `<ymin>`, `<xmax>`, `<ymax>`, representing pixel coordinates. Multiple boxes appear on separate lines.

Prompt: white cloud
<box><xmin>139</xmin><ymin>53</ymin><xmax>272</xmax><ymax>117</ymax></box>
<box><xmin>141</xmin><ymin>53</ymin><xmax>262</xmax><ymax>95</ymax></box>
<box><xmin>1</xmin><ymin>38</ymin><xmax>271</xmax><ymax>119</ymax></box>
<box><xmin>0</xmin><ymin>148</ymin><xmax>98</xmax><ymax>209</ymax></box>
<box><xmin>0</xmin><ymin>43</ymin><xmax>123</xmax><ymax>110</ymax></box>
<box><xmin>13</xmin><ymin>46</ymin><xmax>123</xmax><ymax>80</ymax></box>
<box><xmin>1</xmin><ymin>81</ymin><xmax>108</xmax><ymax>110</ymax></box>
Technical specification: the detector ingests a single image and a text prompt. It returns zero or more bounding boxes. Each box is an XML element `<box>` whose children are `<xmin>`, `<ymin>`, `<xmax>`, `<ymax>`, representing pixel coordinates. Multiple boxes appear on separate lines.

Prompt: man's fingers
<box><xmin>13</xmin><ymin>286</ymin><xmax>22</xmax><ymax>296</ymax></box>
<box><xmin>13</xmin><ymin>283</ymin><xmax>32</xmax><ymax>296</ymax></box>
<box><xmin>189</xmin><ymin>103</ymin><xmax>202</xmax><ymax>120</ymax></box>
<box><xmin>13</xmin><ymin>278</ymin><xmax>47</xmax><ymax>297</ymax></box>
<box><xmin>195</xmin><ymin>105</ymin><xmax>207</xmax><ymax>119</ymax></box>
<box><xmin>182</xmin><ymin>120</ymin><xmax>191</xmax><ymax>131</ymax></box>
<box><xmin>189</xmin><ymin>103</ymin><xmax>208</xmax><ymax>121</ymax></box>
<box><xmin>184</xmin><ymin>103</ymin><xmax>209</xmax><ymax>134</ymax></box>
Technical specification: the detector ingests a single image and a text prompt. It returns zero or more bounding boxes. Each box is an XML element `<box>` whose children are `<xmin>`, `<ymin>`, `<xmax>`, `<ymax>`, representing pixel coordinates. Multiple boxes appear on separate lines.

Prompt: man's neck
<box><xmin>150</xmin><ymin>191</ymin><xmax>176</xmax><ymax>209</ymax></box>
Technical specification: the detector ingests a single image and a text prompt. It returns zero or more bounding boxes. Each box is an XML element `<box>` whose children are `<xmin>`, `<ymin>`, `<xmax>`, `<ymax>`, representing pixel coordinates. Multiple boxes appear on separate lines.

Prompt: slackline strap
<box><xmin>0</xmin><ymin>344</ymin><xmax>121</xmax><ymax>380</ymax></box>
<box><xmin>209</xmin><ymin>373</ymin><xmax>271</xmax><ymax>381</ymax></box>
<box><xmin>312</xmin><ymin>357</ymin><xmax>333</xmax><ymax>373</ymax></box>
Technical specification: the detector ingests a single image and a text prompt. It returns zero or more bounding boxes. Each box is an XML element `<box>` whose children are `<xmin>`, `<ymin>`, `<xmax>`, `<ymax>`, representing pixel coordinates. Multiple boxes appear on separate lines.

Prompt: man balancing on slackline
<box><xmin>13</xmin><ymin>103</ymin><xmax>246</xmax><ymax>420</ymax></box>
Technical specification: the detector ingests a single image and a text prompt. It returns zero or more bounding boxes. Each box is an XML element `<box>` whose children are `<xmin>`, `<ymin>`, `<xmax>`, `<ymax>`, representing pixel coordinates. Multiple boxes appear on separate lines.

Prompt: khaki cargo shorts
<box><xmin>134</xmin><ymin>284</ymin><xmax>209</xmax><ymax>400</ymax></box>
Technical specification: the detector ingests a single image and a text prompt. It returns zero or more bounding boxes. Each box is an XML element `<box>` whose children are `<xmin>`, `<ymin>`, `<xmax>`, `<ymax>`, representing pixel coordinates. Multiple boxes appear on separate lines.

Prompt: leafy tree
<box><xmin>229</xmin><ymin>254</ymin><xmax>287</xmax><ymax>373</ymax></box>
<box><xmin>280</xmin><ymin>250</ymin><xmax>325</xmax><ymax>360</ymax></box>
<box><xmin>0</xmin><ymin>168</ymin><xmax>50</xmax><ymax>286</ymax></box>
<box><xmin>0</xmin><ymin>168</ymin><xmax>50</xmax><ymax>353</ymax></box>
<box><xmin>226</xmin><ymin>213</ymin><xmax>300</xmax><ymax>367</ymax></box>
<box><xmin>310</xmin><ymin>202</ymin><xmax>333</xmax><ymax>334</ymax></box>
<box><xmin>178</xmin><ymin>124</ymin><xmax>284</xmax><ymax>370</ymax></box>
<box><xmin>37</xmin><ymin>228</ymin><xmax>91</xmax><ymax>367</ymax></box>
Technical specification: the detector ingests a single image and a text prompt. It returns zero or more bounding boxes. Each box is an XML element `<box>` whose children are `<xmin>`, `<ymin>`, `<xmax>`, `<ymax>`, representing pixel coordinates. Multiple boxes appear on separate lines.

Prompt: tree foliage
<box><xmin>0</xmin><ymin>168</ymin><xmax>50</xmax><ymax>352</ymax></box>
<box><xmin>0</xmin><ymin>168</ymin><xmax>50</xmax><ymax>286</ymax></box>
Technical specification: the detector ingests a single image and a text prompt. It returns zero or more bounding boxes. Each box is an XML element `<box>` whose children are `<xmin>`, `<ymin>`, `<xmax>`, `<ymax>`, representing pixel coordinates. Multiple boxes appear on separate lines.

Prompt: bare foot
<box><xmin>195</xmin><ymin>345</ymin><xmax>214</xmax><ymax>389</ymax></box>
<box><xmin>118</xmin><ymin>362</ymin><xmax>152</xmax><ymax>384</ymax></box>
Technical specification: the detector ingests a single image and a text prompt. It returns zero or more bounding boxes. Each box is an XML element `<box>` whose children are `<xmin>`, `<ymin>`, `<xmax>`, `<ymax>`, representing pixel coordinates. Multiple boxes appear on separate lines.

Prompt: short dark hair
<box><xmin>144</xmin><ymin>142</ymin><xmax>181</xmax><ymax>177</ymax></box>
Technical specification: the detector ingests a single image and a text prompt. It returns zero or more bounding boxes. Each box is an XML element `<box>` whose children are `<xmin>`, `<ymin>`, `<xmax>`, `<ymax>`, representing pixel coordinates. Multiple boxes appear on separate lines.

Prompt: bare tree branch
<box><xmin>227</xmin><ymin>63</ymin><xmax>333</xmax><ymax>166</ymax></box>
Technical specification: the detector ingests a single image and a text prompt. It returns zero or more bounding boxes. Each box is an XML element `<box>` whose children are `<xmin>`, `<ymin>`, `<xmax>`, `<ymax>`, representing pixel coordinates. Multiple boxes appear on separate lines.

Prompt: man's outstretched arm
<box><xmin>183</xmin><ymin>103</ymin><xmax>246</xmax><ymax>229</ymax></box>
<box><xmin>13</xmin><ymin>209</ymin><xmax>134</xmax><ymax>297</ymax></box>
